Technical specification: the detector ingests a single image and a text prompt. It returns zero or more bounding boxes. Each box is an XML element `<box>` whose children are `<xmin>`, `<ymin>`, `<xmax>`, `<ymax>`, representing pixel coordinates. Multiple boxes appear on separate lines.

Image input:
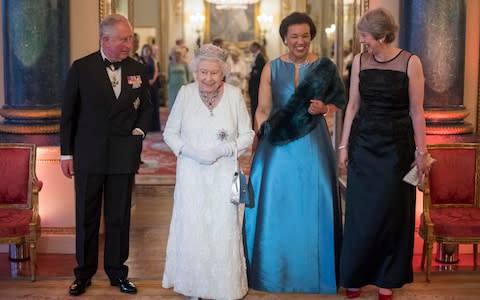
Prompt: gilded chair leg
<box><xmin>426</xmin><ymin>241</ymin><xmax>433</xmax><ymax>282</ymax></box>
<box><xmin>421</xmin><ymin>240</ymin><xmax>426</xmax><ymax>270</ymax></box>
<box><xmin>30</xmin><ymin>242</ymin><xmax>36</xmax><ymax>281</ymax></box>
<box><xmin>474</xmin><ymin>244</ymin><xmax>478</xmax><ymax>270</ymax></box>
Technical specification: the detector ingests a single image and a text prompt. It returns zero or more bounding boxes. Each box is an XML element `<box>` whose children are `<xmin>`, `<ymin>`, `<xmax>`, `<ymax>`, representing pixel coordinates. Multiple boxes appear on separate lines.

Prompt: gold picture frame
<box><xmin>99</xmin><ymin>0</ymin><xmax>134</xmax><ymax>24</ymax></box>
<box><xmin>204</xmin><ymin>1</ymin><xmax>260</xmax><ymax>49</ymax></box>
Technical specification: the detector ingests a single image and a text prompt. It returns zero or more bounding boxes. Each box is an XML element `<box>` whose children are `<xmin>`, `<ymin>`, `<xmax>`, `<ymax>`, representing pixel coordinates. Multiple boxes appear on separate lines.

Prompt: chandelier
<box><xmin>205</xmin><ymin>0</ymin><xmax>260</xmax><ymax>10</ymax></box>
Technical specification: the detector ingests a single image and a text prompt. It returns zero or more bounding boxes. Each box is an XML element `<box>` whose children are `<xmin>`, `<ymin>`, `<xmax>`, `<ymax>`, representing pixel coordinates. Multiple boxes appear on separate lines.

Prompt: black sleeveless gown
<box><xmin>340</xmin><ymin>50</ymin><xmax>417</xmax><ymax>288</ymax></box>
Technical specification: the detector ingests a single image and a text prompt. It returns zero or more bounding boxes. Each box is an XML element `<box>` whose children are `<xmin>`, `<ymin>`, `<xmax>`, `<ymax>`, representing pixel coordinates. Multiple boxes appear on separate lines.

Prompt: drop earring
<box><xmin>284</xmin><ymin>39</ymin><xmax>287</xmax><ymax>45</ymax></box>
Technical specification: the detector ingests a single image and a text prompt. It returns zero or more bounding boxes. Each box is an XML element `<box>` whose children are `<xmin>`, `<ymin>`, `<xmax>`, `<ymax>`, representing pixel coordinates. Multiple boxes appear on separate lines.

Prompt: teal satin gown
<box><xmin>243</xmin><ymin>58</ymin><xmax>342</xmax><ymax>293</ymax></box>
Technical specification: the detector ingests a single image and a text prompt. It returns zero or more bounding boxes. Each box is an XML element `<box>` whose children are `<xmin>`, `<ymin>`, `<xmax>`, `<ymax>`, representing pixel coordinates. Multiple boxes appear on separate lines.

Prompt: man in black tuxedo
<box><xmin>60</xmin><ymin>14</ymin><xmax>152</xmax><ymax>296</ymax></box>
<box><xmin>247</xmin><ymin>41</ymin><xmax>266</xmax><ymax>127</ymax></box>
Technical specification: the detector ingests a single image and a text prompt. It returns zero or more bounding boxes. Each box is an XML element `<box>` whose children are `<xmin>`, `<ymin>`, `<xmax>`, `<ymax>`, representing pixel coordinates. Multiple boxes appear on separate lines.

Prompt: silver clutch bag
<box><xmin>230</xmin><ymin>148</ymin><xmax>250</xmax><ymax>206</ymax></box>
<box><xmin>403</xmin><ymin>153</ymin><xmax>436</xmax><ymax>190</ymax></box>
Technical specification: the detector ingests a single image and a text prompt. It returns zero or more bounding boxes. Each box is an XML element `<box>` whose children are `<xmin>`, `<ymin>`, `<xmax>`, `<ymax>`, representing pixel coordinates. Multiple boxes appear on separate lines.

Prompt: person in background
<box><xmin>338</xmin><ymin>8</ymin><xmax>428</xmax><ymax>300</ymax></box>
<box><xmin>246</xmin><ymin>41</ymin><xmax>266</xmax><ymax>125</ymax></box>
<box><xmin>162</xmin><ymin>43</ymin><xmax>254</xmax><ymax>300</ymax></box>
<box><xmin>167</xmin><ymin>46</ymin><xmax>191</xmax><ymax>111</ymax></box>
<box><xmin>130</xmin><ymin>32</ymin><xmax>141</xmax><ymax>62</ymax></box>
<box><xmin>141</xmin><ymin>44</ymin><xmax>160</xmax><ymax>131</ymax></box>
<box><xmin>60</xmin><ymin>14</ymin><xmax>152</xmax><ymax>296</ymax></box>
<box><xmin>243</xmin><ymin>12</ymin><xmax>346</xmax><ymax>294</ymax></box>
<box><xmin>212</xmin><ymin>36</ymin><xmax>225</xmax><ymax>49</ymax></box>
<box><xmin>226</xmin><ymin>47</ymin><xmax>248</xmax><ymax>93</ymax></box>
<box><xmin>169</xmin><ymin>37</ymin><xmax>189</xmax><ymax>62</ymax></box>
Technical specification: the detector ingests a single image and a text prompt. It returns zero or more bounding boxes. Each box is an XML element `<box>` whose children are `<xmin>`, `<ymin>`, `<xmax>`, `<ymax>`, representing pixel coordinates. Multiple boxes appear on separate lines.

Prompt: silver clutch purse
<box><xmin>403</xmin><ymin>153</ymin><xmax>436</xmax><ymax>191</ymax></box>
<box><xmin>230</xmin><ymin>148</ymin><xmax>250</xmax><ymax>206</ymax></box>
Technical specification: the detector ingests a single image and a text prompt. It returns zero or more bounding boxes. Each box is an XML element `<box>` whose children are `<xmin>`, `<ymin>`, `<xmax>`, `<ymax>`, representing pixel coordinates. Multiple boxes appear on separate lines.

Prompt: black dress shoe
<box><xmin>111</xmin><ymin>278</ymin><xmax>137</xmax><ymax>294</ymax></box>
<box><xmin>69</xmin><ymin>278</ymin><xmax>91</xmax><ymax>296</ymax></box>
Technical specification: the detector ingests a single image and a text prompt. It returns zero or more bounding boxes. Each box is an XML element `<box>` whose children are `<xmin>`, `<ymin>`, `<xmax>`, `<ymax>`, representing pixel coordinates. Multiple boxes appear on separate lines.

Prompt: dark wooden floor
<box><xmin>1</xmin><ymin>185</ymin><xmax>480</xmax><ymax>299</ymax></box>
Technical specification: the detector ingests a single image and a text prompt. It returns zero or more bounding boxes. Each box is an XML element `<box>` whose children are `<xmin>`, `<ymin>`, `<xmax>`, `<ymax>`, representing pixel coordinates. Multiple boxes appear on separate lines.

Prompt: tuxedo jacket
<box><xmin>60</xmin><ymin>51</ymin><xmax>153</xmax><ymax>174</ymax></box>
<box><xmin>248</xmin><ymin>52</ymin><xmax>266</xmax><ymax>96</ymax></box>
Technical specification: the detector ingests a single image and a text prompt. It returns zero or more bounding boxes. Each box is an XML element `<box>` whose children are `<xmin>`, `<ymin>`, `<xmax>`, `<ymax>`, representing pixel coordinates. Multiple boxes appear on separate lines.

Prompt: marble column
<box><xmin>0</xmin><ymin>0</ymin><xmax>69</xmax><ymax>139</ymax></box>
<box><xmin>400</xmin><ymin>0</ymin><xmax>471</xmax><ymax>134</ymax></box>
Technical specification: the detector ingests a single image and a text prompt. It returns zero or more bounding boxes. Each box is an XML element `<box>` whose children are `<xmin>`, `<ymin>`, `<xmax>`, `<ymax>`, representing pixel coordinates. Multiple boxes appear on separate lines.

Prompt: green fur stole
<box><xmin>259</xmin><ymin>57</ymin><xmax>346</xmax><ymax>145</ymax></box>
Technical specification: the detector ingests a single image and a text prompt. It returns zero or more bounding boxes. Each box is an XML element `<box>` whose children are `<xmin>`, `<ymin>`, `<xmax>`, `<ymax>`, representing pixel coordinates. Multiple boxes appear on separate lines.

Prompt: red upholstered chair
<box><xmin>419</xmin><ymin>143</ymin><xmax>480</xmax><ymax>282</ymax></box>
<box><xmin>0</xmin><ymin>143</ymin><xmax>42</xmax><ymax>281</ymax></box>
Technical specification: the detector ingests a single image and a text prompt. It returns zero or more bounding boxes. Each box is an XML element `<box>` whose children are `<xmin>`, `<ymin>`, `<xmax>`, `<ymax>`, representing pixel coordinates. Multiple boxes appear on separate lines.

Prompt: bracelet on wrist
<box><xmin>338</xmin><ymin>144</ymin><xmax>347</xmax><ymax>150</ymax></box>
<box><xmin>323</xmin><ymin>105</ymin><xmax>330</xmax><ymax>116</ymax></box>
<box><xmin>415</xmin><ymin>148</ymin><xmax>428</xmax><ymax>157</ymax></box>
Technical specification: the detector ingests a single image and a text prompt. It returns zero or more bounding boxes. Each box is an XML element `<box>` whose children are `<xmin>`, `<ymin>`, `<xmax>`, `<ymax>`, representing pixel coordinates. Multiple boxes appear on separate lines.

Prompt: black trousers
<box><xmin>73</xmin><ymin>173</ymin><xmax>134</xmax><ymax>281</ymax></box>
<box><xmin>248</xmin><ymin>87</ymin><xmax>259</xmax><ymax>127</ymax></box>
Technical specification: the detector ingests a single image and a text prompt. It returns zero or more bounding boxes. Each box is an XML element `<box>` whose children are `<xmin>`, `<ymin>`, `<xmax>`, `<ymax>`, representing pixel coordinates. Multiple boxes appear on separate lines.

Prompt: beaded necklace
<box><xmin>199</xmin><ymin>89</ymin><xmax>220</xmax><ymax>116</ymax></box>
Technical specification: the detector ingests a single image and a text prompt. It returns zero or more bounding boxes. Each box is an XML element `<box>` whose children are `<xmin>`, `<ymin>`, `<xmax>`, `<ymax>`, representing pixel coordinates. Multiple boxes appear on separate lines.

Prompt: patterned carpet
<box><xmin>135</xmin><ymin>107</ymin><xmax>252</xmax><ymax>185</ymax></box>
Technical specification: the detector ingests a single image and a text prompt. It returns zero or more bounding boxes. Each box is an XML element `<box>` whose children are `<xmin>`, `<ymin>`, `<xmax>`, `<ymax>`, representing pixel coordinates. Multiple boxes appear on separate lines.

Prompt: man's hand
<box><xmin>61</xmin><ymin>159</ymin><xmax>74</xmax><ymax>178</ymax></box>
<box><xmin>132</xmin><ymin>128</ymin><xmax>143</xmax><ymax>136</ymax></box>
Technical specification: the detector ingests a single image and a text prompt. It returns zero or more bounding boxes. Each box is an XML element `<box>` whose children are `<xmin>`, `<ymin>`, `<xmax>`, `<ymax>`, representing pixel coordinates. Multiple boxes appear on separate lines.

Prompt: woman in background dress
<box><xmin>226</xmin><ymin>47</ymin><xmax>248</xmax><ymax>93</ymax></box>
<box><xmin>140</xmin><ymin>44</ymin><xmax>160</xmax><ymax>131</ymax></box>
<box><xmin>162</xmin><ymin>44</ymin><xmax>254</xmax><ymax>300</ymax></box>
<box><xmin>167</xmin><ymin>47</ymin><xmax>190</xmax><ymax>111</ymax></box>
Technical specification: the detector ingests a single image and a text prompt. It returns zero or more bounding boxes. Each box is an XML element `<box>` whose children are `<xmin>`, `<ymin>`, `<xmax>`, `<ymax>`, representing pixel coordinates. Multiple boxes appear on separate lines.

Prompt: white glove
<box><xmin>180</xmin><ymin>143</ymin><xmax>236</xmax><ymax>165</ymax></box>
<box><xmin>180</xmin><ymin>144</ymin><xmax>217</xmax><ymax>165</ymax></box>
<box><xmin>210</xmin><ymin>142</ymin><xmax>236</xmax><ymax>159</ymax></box>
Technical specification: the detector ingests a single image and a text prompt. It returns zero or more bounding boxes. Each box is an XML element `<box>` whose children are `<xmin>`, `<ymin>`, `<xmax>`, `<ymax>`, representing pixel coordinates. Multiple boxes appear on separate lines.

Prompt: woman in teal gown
<box><xmin>243</xmin><ymin>12</ymin><xmax>346</xmax><ymax>294</ymax></box>
<box><xmin>167</xmin><ymin>47</ymin><xmax>190</xmax><ymax>111</ymax></box>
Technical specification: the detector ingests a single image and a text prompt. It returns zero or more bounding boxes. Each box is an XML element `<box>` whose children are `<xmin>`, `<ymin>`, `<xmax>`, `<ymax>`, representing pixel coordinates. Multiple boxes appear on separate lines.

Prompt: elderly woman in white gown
<box><xmin>162</xmin><ymin>43</ymin><xmax>254</xmax><ymax>300</ymax></box>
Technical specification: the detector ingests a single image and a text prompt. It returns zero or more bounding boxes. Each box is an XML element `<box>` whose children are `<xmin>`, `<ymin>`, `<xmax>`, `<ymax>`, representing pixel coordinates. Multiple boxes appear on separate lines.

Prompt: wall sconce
<box><xmin>325</xmin><ymin>24</ymin><xmax>336</xmax><ymax>39</ymax></box>
<box><xmin>256</xmin><ymin>13</ymin><xmax>273</xmax><ymax>46</ymax></box>
<box><xmin>190</xmin><ymin>12</ymin><xmax>205</xmax><ymax>48</ymax></box>
<box><xmin>325</xmin><ymin>24</ymin><xmax>336</xmax><ymax>57</ymax></box>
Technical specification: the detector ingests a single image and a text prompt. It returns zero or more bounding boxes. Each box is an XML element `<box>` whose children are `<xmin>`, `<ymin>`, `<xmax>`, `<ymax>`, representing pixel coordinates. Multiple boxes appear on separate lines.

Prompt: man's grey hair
<box><xmin>99</xmin><ymin>14</ymin><xmax>131</xmax><ymax>39</ymax></box>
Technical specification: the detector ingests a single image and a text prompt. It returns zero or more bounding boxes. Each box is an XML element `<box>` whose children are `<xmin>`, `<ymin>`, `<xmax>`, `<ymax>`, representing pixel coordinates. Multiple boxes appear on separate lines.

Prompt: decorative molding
<box><xmin>0</xmin><ymin>107</ymin><xmax>61</xmax><ymax>119</ymax></box>
<box><xmin>99</xmin><ymin>0</ymin><xmax>107</xmax><ymax>23</ymax></box>
<box><xmin>425</xmin><ymin>109</ymin><xmax>470</xmax><ymax>121</ymax></box>
<box><xmin>41</xmin><ymin>227</ymin><xmax>76</xmax><ymax>235</ymax></box>
<box><xmin>36</xmin><ymin>159</ymin><xmax>60</xmax><ymax>164</ymax></box>
<box><xmin>281</xmin><ymin>0</ymin><xmax>306</xmax><ymax>19</ymax></box>
<box><xmin>425</xmin><ymin>108</ymin><xmax>474</xmax><ymax>134</ymax></box>
<box><xmin>426</xmin><ymin>124</ymin><xmax>474</xmax><ymax>135</ymax></box>
<box><xmin>99</xmin><ymin>0</ymin><xmax>134</xmax><ymax>24</ymax></box>
<box><xmin>0</xmin><ymin>124</ymin><xmax>59</xmax><ymax>134</ymax></box>
<box><xmin>175</xmin><ymin>0</ymin><xmax>183</xmax><ymax>17</ymax></box>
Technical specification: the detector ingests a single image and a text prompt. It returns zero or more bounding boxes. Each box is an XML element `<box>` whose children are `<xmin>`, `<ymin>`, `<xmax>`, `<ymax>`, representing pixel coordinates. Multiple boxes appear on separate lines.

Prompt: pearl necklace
<box><xmin>199</xmin><ymin>89</ymin><xmax>220</xmax><ymax>116</ymax></box>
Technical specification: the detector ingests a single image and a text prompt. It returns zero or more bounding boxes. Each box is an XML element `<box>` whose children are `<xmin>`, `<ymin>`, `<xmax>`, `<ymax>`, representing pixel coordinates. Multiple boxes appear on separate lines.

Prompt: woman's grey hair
<box><xmin>100</xmin><ymin>14</ymin><xmax>132</xmax><ymax>39</ymax></box>
<box><xmin>357</xmin><ymin>8</ymin><xmax>398</xmax><ymax>43</ymax></box>
<box><xmin>189</xmin><ymin>44</ymin><xmax>230</xmax><ymax>75</ymax></box>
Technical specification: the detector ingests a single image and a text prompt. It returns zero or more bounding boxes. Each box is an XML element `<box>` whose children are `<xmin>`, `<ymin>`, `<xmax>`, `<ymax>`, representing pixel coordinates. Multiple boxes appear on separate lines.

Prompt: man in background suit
<box><xmin>247</xmin><ymin>41</ymin><xmax>266</xmax><ymax>127</ymax></box>
<box><xmin>60</xmin><ymin>14</ymin><xmax>152</xmax><ymax>296</ymax></box>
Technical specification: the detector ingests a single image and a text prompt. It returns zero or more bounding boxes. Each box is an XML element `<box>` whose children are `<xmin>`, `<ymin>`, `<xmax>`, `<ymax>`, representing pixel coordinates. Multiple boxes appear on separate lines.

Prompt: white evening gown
<box><xmin>162</xmin><ymin>82</ymin><xmax>254</xmax><ymax>300</ymax></box>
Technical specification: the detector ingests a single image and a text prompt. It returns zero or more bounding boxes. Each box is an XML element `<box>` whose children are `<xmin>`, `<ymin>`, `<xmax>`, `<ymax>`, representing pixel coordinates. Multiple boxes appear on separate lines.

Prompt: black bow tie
<box><xmin>104</xmin><ymin>59</ymin><xmax>121</xmax><ymax>70</ymax></box>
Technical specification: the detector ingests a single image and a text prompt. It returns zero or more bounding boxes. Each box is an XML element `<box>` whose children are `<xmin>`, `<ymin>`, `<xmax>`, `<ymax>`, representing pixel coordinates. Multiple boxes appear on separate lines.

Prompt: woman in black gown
<box><xmin>141</xmin><ymin>44</ymin><xmax>160</xmax><ymax>131</ymax></box>
<box><xmin>338</xmin><ymin>8</ymin><xmax>430</xmax><ymax>300</ymax></box>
